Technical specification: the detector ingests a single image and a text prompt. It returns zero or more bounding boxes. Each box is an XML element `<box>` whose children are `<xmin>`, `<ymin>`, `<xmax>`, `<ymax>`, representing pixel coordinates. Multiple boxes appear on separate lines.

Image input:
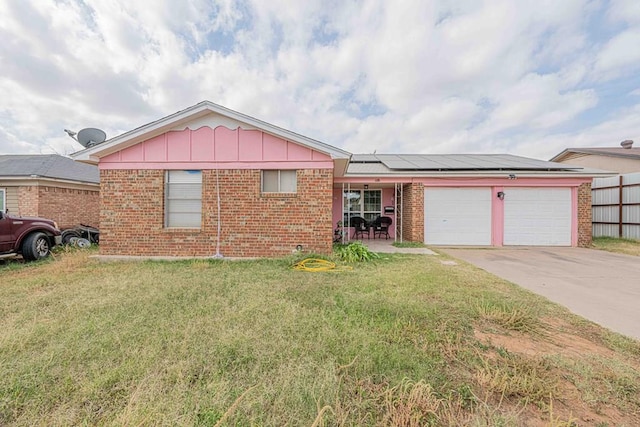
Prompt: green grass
<box><xmin>391</xmin><ymin>241</ymin><xmax>428</xmax><ymax>248</ymax></box>
<box><xmin>1</xmin><ymin>249</ymin><xmax>639</xmax><ymax>425</ymax></box>
<box><xmin>593</xmin><ymin>236</ymin><xmax>640</xmax><ymax>256</ymax></box>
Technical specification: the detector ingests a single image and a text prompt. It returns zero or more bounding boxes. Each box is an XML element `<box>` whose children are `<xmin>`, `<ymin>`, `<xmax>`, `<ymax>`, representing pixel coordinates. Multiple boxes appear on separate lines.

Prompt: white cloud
<box><xmin>0</xmin><ymin>0</ymin><xmax>638</xmax><ymax>162</ymax></box>
<box><xmin>594</xmin><ymin>28</ymin><xmax>640</xmax><ymax>79</ymax></box>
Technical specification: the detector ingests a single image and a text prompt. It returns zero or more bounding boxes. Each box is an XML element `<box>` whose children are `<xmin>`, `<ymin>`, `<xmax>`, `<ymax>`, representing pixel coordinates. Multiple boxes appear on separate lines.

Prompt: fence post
<box><xmin>619</xmin><ymin>175</ymin><xmax>623</xmax><ymax>238</ymax></box>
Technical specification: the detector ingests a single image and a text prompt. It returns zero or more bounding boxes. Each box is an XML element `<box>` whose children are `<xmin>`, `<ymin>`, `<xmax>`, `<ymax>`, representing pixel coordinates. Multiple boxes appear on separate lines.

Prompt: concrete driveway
<box><xmin>440</xmin><ymin>247</ymin><xmax>640</xmax><ymax>341</ymax></box>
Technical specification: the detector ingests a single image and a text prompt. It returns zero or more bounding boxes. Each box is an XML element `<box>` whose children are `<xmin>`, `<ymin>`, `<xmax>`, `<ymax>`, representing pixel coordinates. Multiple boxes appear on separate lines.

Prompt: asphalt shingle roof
<box><xmin>0</xmin><ymin>154</ymin><xmax>99</xmax><ymax>184</ymax></box>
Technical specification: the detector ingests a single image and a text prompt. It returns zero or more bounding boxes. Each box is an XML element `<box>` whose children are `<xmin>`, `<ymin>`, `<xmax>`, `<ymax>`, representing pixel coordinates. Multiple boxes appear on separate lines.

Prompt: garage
<box><xmin>424</xmin><ymin>188</ymin><xmax>492</xmax><ymax>245</ymax></box>
<box><xmin>503</xmin><ymin>187</ymin><xmax>572</xmax><ymax>246</ymax></box>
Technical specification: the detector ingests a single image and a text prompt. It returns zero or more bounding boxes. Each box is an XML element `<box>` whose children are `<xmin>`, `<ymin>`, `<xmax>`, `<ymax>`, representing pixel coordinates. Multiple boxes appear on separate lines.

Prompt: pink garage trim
<box><xmin>492</xmin><ymin>186</ymin><xmax>504</xmax><ymax>246</ymax></box>
<box><xmin>99</xmin><ymin>161</ymin><xmax>334</xmax><ymax>170</ymax></box>
<box><xmin>572</xmin><ymin>187</ymin><xmax>578</xmax><ymax>247</ymax></box>
<box><xmin>100</xmin><ymin>126</ymin><xmax>331</xmax><ymax>168</ymax></box>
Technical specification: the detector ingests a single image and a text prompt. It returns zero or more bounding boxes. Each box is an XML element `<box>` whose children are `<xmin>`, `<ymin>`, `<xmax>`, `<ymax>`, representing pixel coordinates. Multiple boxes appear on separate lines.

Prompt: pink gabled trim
<box><xmin>100</xmin><ymin>126</ymin><xmax>331</xmax><ymax>168</ymax></box>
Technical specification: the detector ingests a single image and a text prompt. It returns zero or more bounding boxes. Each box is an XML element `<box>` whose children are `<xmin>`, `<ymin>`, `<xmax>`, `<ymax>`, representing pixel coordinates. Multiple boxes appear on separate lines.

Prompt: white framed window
<box><xmin>0</xmin><ymin>188</ymin><xmax>5</xmax><ymax>213</ymax></box>
<box><xmin>343</xmin><ymin>189</ymin><xmax>382</xmax><ymax>223</ymax></box>
<box><xmin>165</xmin><ymin>170</ymin><xmax>202</xmax><ymax>228</ymax></box>
<box><xmin>262</xmin><ymin>170</ymin><xmax>297</xmax><ymax>193</ymax></box>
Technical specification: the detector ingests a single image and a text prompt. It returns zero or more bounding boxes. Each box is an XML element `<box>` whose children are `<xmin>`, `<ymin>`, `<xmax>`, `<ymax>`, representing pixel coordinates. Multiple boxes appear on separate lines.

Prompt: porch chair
<box><xmin>349</xmin><ymin>216</ymin><xmax>370</xmax><ymax>239</ymax></box>
<box><xmin>372</xmin><ymin>216</ymin><xmax>392</xmax><ymax>239</ymax></box>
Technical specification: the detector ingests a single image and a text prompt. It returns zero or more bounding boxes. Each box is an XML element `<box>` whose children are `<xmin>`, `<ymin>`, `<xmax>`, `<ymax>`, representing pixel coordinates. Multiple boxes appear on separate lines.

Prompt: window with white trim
<box><xmin>343</xmin><ymin>189</ymin><xmax>382</xmax><ymax>223</ymax></box>
<box><xmin>165</xmin><ymin>170</ymin><xmax>202</xmax><ymax>228</ymax></box>
<box><xmin>0</xmin><ymin>188</ymin><xmax>5</xmax><ymax>213</ymax></box>
<box><xmin>262</xmin><ymin>170</ymin><xmax>297</xmax><ymax>193</ymax></box>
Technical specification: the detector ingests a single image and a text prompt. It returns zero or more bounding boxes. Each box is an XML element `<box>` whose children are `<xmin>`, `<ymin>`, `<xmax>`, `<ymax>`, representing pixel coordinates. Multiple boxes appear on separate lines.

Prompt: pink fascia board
<box><xmin>98</xmin><ymin>161</ymin><xmax>334</xmax><ymax>170</ymax></box>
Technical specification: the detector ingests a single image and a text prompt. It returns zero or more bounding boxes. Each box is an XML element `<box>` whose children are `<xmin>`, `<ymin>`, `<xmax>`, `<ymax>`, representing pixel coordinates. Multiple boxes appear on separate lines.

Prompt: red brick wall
<box><xmin>37</xmin><ymin>186</ymin><xmax>100</xmax><ymax>229</ymax></box>
<box><xmin>401</xmin><ymin>183</ymin><xmax>424</xmax><ymax>242</ymax></box>
<box><xmin>15</xmin><ymin>185</ymin><xmax>99</xmax><ymax>229</ymax></box>
<box><xmin>100</xmin><ymin>168</ymin><xmax>334</xmax><ymax>257</ymax></box>
<box><xmin>17</xmin><ymin>187</ymin><xmax>38</xmax><ymax>217</ymax></box>
<box><xmin>577</xmin><ymin>182</ymin><xmax>592</xmax><ymax>248</ymax></box>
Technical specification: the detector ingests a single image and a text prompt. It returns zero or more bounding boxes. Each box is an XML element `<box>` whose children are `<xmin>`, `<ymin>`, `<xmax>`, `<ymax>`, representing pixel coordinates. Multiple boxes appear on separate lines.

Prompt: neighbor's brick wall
<box><xmin>37</xmin><ymin>186</ymin><xmax>100</xmax><ymax>229</ymax></box>
<box><xmin>577</xmin><ymin>182</ymin><xmax>592</xmax><ymax>248</ymax></box>
<box><xmin>15</xmin><ymin>185</ymin><xmax>99</xmax><ymax>229</ymax></box>
<box><xmin>17</xmin><ymin>186</ymin><xmax>38</xmax><ymax>217</ymax></box>
<box><xmin>100</xmin><ymin>168</ymin><xmax>334</xmax><ymax>257</ymax></box>
<box><xmin>401</xmin><ymin>183</ymin><xmax>424</xmax><ymax>242</ymax></box>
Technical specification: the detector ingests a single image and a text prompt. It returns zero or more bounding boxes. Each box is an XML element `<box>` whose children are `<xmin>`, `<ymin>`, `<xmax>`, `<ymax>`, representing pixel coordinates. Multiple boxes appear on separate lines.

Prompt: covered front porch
<box><xmin>332</xmin><ymin>181</ymin><xmax>409</xmax><ymax>244</ymax></box>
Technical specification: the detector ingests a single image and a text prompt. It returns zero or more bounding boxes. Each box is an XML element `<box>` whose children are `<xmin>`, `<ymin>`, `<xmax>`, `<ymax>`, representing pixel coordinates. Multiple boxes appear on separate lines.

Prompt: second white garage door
<box><xmin>503</xmin><ymin>188</ymin><xmax>572</xmax><ymax>246</ymax></box>
<box><xmin>424</xmin><ymin>188</ymin><xmax>492</xmax><ymax>245</ymax></box>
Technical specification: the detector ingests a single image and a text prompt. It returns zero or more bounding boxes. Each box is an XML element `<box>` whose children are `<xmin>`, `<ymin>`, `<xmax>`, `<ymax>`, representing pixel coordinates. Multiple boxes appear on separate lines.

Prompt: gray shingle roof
<box><xmin>0</xmin><ymin>154</ymin><xmax>99</xmax><ymax>184</ymax></box>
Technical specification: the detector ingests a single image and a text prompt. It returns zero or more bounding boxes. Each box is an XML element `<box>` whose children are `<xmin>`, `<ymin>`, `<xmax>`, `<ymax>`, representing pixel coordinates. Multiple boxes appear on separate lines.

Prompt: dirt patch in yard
<box><xmin>474</xmin><ymin>318</ymin><xmax>640</xmax><ymax>426</ymax></box>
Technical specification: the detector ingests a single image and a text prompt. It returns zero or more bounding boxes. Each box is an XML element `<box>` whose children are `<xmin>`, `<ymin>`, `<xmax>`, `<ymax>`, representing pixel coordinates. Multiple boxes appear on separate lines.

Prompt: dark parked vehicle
<box><xmin>0</xmin><ymin>211</ymin><xmax>62</xmax><ymax>261</ymax></box>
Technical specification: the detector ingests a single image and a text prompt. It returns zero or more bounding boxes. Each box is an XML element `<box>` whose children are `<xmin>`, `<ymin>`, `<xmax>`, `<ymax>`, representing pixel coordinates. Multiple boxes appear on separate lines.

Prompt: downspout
<box><xmin>212</xmin><ymin>166</ymin><xmax>223</xmax><ymax>258</ymax></box>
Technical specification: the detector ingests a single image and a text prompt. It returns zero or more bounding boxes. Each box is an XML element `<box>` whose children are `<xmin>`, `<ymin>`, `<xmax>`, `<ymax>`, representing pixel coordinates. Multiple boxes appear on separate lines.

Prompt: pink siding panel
<box><xmin>263</xmin><ymin>133</ymin><xmax>287</xmax><ymax>160</ymax></box>
<box><xmin>102</xmin><ymin>151</ymin><xmax>121</xmax><ymax>163</ymax></box>
<box><xmin>143</xmin><ymin>134</ymin><xmax>167</xmax><ymax>162</ymax></box>
<box><xmin>238</xmin><ymin>129</ymin><xmax>263</xmax><ymax>161</ymax></box>
<box><xmin>120</xmin><ymin>143</ymin><xmax>144</xmax><ymax>162</ymax></box>
<box><xmin>287</xmin><ymin>141</ymin><xmax>313</xmax><ymax>160</ymax></box>
<box><xmin>191</xmin><ymin>127</ymin><xmax>214</xmax><ymax>161</ymax></box>
<box><xmin>167</xmin><ymin>131</ymin><xmax>191</xmax><ymax>161</ymax></box>
<box><xmin>215</xmin><ymin>127</ymin><xmax>239</xmax><ymax>161</ymax></box>
<box><xmin>312</xmin><ymin>151</ymin><xmax>331</xmax><ymax>160</ymax></box>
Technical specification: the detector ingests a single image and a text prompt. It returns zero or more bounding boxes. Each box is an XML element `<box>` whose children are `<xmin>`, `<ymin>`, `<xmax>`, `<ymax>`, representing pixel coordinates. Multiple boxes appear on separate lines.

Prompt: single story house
<box><xmin>71</xmin><ymin>101</ymin><xmax>612</xmax><ymax>258</ymax></box>
<box><xmin>0</xmin><ymin>154</ymin><xmax>100</xmax><ymax>229</ymax></box>
<box><xmin>550</xmin><ymin>140</ymin><xmax>640</xmax><ymax>174</ymax></box>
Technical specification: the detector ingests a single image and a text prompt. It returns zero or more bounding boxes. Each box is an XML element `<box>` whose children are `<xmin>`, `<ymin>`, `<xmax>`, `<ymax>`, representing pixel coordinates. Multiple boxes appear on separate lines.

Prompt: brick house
<box><xmin>0</xmin><ymin>155</ymin><xmax>100</xmax><ymax>229</ymax></box>
<box><xmin>72</xmin><ymin>101</ymin><xmax>612</xmax><ymax>258</ymax></box>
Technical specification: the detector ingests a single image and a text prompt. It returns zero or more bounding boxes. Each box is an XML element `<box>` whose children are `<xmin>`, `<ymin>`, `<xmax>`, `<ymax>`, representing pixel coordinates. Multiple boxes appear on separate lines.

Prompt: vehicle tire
<box><xmin>22</xmin><ymin>232</ymin><xmax>51</xmax><ymax>261</ymax></box>
<box><xmin>61</xmin><ymin>229</ymin><xmax>81</xmax><ymax>245</ymax></box>
<box><xmin>76</xmin><ymin>238</ymin><xmax>91</xmax><ymax>248</ymax></box>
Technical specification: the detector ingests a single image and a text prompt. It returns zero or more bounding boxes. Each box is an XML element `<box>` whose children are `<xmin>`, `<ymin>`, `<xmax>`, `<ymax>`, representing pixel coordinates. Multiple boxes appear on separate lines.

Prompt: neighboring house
<box><xmin>550</xmin><ymin>140</ymin><xmax>640</xmax><ymax>174</ymax></box>
<box><xmin>0</xmin><ymin>155</ymin><xmax>100</xmax><ymax>229</ymax></box>
<box><xmin>71</xmin><ymin>101</ymin><xmax>612</xmax><ymax>258</ymax></box>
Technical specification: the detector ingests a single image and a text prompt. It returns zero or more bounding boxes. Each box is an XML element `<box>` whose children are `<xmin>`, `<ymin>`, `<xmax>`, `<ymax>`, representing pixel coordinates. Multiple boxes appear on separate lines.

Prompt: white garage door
<box><xmin>424</xmin><ymin>188</ymin><xmax>492</xmax><ymax>245</ymax></box>
<box><xmin>503</xmin><ymin>188</ymin><xmax>571</xmax><ymax>246</ymax></box>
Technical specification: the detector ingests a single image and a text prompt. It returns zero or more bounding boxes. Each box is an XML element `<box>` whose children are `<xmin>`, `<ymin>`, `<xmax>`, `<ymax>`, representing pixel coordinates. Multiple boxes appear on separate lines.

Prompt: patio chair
<box><xmin>349</xmin><ymin>216</ymin><xmax>370</xmax><ymax>239</ymax></box>
<box><xmin>372</xmin><ymin>216</ymin><xmax>392</xmax><ymax>239</ymax></box>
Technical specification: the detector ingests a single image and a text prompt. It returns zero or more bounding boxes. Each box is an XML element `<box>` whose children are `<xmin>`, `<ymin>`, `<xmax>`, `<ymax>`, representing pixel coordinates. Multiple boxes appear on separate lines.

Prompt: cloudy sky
<box><xmin>1</xmin><ymin>0</ymin><xmax>639</xmax><ymax>160</ymax></box>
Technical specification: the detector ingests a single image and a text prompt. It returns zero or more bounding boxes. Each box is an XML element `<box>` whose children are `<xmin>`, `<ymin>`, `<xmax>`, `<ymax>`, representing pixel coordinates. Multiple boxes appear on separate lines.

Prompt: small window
<box><xmin>262</xmin><ymin>170</ymin><xmax>297</xmax><ymax>193</ymax></box>
<box><xmin>165</xmin><ymin>170</ymin><xmax>202</xmax><ymax>228</ymax></box>
<box><xmin>0</xmin><ymin>188</ymin><xmax>5</xmax><ymax>213</ymax></box>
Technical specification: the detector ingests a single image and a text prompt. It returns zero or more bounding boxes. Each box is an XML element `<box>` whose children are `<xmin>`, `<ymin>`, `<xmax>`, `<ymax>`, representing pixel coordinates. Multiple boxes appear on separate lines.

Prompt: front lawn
<box><xmin>1</xmin><ymin>250</ymin><xmax>639</xmax><ymax>425</ymax></box>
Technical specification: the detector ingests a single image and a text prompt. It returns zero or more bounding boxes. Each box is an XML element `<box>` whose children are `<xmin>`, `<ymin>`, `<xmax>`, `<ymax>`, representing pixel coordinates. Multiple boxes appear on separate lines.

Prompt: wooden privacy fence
<box><xmin>592</xmin><ymin>172</ymin><xmax>640</xmax><ymax>239</ymax></box>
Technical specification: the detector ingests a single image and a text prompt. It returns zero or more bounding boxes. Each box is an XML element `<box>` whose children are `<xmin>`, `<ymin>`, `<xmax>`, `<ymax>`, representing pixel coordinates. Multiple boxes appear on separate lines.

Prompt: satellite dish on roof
<box><xmin>77</xmin><ymin>128</ymin><xmax>107</xmax><ymax>148</ymax></box>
